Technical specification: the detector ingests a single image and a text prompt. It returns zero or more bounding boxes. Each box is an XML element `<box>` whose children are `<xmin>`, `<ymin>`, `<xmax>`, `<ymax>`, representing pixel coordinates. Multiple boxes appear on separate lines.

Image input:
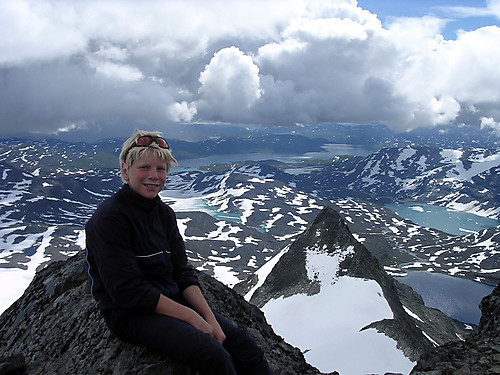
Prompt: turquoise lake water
<box><xmin>387</xmin><ymin>202</ymin><xmax>498</xmax><ymax>324</ymax></box>
<box><xmin>385</xmin><ymin>202</ymin><xmax>499</xmax><ymax>236</ymax></box>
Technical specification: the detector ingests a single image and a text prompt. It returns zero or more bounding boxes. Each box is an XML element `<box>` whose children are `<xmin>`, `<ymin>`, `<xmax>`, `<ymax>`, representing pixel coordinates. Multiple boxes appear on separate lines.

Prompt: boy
<box><xmin>85</xmin><ymin>130</ymin><xmax>273</xmax><ymax>374</ymax></box>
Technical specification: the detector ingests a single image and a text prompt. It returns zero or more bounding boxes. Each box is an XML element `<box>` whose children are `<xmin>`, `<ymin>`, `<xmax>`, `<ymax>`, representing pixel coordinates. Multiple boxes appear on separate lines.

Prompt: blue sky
<box><xmin>1</xmin><ymin>0</ymin><xmax>500</xmax><ymax>139</ymax></box>
<box><xmin>358</xmin><ymin>0</ymin><xmax>500</xmax><ymax>39</ymax></box>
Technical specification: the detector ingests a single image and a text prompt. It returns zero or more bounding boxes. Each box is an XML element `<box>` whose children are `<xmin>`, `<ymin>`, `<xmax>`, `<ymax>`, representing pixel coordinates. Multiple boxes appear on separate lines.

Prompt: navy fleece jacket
<box><xmin>85</xmin><ymin>184</ymin><xmax>200</xmax><ymax>312</ymax></box>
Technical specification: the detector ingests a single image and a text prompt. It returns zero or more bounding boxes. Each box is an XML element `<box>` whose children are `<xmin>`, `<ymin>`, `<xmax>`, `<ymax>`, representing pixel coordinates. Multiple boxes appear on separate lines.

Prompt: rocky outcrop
<box><xmin>0</xmin><ymin>252</ymin><xmax>321</xmax><ymax>375</ymax></box>
<box><xmin>245</xmin><ymin>206</ymin><xmax>473</xmax><ymax>362</ymax></box>
<box><xmin>411</xmin><ymin>282</ymin><xmax>500</xmax><ymax>375</ymax></box>
<box><xmin>394</xmin><ymin>281</ymin><xmax>475</xmax><ymax>347</ymax></box>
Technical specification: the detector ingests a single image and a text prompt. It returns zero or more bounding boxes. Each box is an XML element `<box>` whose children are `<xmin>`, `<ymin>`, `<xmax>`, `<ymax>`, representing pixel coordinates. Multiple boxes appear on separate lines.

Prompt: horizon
<box><xmin>1</xmin><ymin>121</ymin><xmax>498</xmax><ymax>145</ymax></box>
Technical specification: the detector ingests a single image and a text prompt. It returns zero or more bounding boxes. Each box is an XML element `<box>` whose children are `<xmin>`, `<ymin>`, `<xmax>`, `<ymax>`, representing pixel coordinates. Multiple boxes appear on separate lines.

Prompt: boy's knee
<box><xmin>225</xmin><ymin>330</ymin><xmax>263</xmax><ymax>357</ymax></box>
<box><xmin>189</xmin><ymin>340</ymin><xmax>237</xmax><ymax>375</ymax></box>
<box><xmin>224</xmin><ymin>331</ymin><xmax>273</xmax><ymax>374</ymax></box>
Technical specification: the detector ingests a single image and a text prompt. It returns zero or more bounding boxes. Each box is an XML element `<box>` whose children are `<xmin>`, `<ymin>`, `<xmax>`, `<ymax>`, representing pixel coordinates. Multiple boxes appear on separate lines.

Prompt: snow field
<box><xmin>259</xmin><ymin>246</ymin><xmax>415</xmax><ymax>374</ymax></box>
<box><xmin>262</xmin><ymin>275</ymin><xmax>415</xmax><ymax>375</ymax></box>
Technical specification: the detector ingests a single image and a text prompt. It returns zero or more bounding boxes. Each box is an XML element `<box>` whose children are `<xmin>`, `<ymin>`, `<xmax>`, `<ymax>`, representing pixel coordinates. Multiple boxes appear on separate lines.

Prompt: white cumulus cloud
<box><xmin>0</xmin><ymin>0</ymin><xmax>499</xmax><ymax>138</ymax></box>
<box><xmin>198</xmin><ymin>47</ymin><xmax>262</xmax><ymax>122</ymax></box>
<box><xmin>481</xmin><ymin>116</ymin><xmax>500</xmax><ymax>134</ymax></box>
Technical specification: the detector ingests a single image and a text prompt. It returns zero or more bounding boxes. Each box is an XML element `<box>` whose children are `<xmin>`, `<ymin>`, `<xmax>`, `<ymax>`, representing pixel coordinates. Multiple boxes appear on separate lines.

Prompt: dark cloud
<box><xmin>1</xmin><ymin>0</ymin><xmax>499</xmax><ymax>139</ymax></box>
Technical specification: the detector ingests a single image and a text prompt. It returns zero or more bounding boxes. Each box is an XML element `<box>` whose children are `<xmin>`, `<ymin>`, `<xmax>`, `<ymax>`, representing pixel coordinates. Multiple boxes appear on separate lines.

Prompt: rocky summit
<box><xmin>0</xmin><ymin>252</ymin><xmax>322</xmax><ymax>375</ymax></box>
<box><xmin>411</xmin><ymin>282</ymin><xmax>500</xmax><ymax>375</ymax></box>
<box><xmin>244</xmin><ymin>206</ymin><xmax>473</xmax><ymax>364</ymax></box>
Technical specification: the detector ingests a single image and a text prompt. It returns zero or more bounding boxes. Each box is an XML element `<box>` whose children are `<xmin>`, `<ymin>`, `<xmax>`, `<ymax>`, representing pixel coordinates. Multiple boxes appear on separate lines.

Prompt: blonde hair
<box><xmin>119</xmin><ymin>130</ymin><xmax>177</xmax><ymax>183</ymax></box>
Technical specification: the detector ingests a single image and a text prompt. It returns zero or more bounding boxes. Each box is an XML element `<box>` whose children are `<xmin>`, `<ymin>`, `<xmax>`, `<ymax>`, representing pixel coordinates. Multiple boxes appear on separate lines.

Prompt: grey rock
<box><xmin>0</xmin><ymin>252</ymin><xmax>321</xmax><ymax>375</ymax></box>
<box><xmin>410</xmin><ymin>282</ymin><xmax>500</xmax><ymax>375</ymax></box>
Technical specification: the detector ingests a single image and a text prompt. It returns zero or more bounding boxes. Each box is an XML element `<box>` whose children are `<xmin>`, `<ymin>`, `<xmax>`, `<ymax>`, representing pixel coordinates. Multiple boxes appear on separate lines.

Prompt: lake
<box><xmin>397</xmin><ymin>270</ymin><xmax>494</xmax><ymax>325</ymax></box>
<box><xmin>385</xmin><ymin>202</ymin><xmax>500</xmax><ymax>236</ymax></box>
<box><xmin>386</xmin><ymin>202</ymin><xmax>498</xmax><ymax>324</ymax></box>
<box><xmin>176</xmin><ymin>143</ymin><xmax>370</xmax><ymax>170</ymax></box>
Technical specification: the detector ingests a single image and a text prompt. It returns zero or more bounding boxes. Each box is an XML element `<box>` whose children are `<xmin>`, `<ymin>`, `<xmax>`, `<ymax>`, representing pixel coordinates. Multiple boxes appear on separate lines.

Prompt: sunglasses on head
<box><xmin>128</xmin><ymin>135</ymin><xmax>170</xmax><ymax>152</ymax></box>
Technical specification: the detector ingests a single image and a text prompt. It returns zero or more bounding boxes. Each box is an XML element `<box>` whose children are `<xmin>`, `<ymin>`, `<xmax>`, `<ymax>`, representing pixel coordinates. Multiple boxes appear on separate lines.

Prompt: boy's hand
<box><xmin>187</xmin><ymin>311</ymin><xmax>214</xmax><ymax>335</ymax></box>
<box><xmin>188</xmin><ymin>312</ymin><xmax>226</xmax><ymax>343</ymax></box>
<box><xmin>181</xmin><ymin>285</ymin><xmax>226</xmax><ymax>343</ymax></box>
<box><xmin>206</xmin><ymin>316</ymin><xmax>226</xmax><ymax>344</ymax></box>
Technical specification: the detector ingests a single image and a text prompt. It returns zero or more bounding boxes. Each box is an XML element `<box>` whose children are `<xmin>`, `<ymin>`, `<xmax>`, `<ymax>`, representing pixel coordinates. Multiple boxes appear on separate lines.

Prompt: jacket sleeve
<box><xmin>164</xmin><ymin>207</ymin><xmax>201</xmax><ymax>292</ymax></box>
<box><xmin>87</xmin><ymin>213</ymin><xmax>161</xmax><ymax>312</ymax></box>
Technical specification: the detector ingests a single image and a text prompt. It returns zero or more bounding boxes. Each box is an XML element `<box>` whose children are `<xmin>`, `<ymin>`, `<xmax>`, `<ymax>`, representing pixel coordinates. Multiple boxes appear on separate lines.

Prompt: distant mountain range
<box><xmin>0</xmin><ymin>132</ymin><xmax>498</xmax><ymax>290</ymax></box>
<box><xmin>0</xmin><ymin>127</ymin><xmax>499</xmax><ymax>374</ymax></box>
<box><xmin>296</xmin><ymin>146</ymin><xmax>500</xmax><ymax>217</ymax></box>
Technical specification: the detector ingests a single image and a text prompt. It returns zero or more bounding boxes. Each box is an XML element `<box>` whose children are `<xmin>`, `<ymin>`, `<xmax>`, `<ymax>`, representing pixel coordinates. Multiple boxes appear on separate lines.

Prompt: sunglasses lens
<box><xmin>135</xmin><ymin>136</ymin><xmax>154</xmax><ymax>146</ymax></box>
<box><xmin>132</xmin><ymin>136</ymin><xmax>169</xmax><ymax>149</ymax></box>
<box><xmin>156</xmin><ymin>137</ymin><xmax>169</xmax><ymax>149</ymax></box>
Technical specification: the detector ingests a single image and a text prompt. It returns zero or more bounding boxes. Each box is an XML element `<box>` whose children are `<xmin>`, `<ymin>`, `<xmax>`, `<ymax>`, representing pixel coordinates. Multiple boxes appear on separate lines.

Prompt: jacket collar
<box><xmin>120</xmin><ymin>184</ymin><xmax>161</xmax><ymax>210</ymax></box>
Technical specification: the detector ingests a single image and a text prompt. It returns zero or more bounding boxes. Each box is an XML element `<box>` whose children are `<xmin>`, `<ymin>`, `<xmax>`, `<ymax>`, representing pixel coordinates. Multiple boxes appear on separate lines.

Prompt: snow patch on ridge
<box><xmin>441</xmin><ymin>149</ymin><xmax>500</xmax><ymax>182</ymax></box>
<box><xmin>262</xmin><ymin>275</ymin><xmax>414</xmax><ymax>375</ymax></box>
<box><xmin>261</xmin><ymin>243</ymin><xmax>414</xmax><ymax>375</ymax></box>
<box><xmin>244</xmin><ymin>245</ymin><xmax>291</xmax><ymax>301</ymax></box>
<box><xmin>306</xmin><ymin>244</ymin><xmax>354</xmax><ymax>285</ymax></box>
<box><xmin>0</xmin><ymin>226</ymin><xmax>55</xmax><ymax>313</ymax></box>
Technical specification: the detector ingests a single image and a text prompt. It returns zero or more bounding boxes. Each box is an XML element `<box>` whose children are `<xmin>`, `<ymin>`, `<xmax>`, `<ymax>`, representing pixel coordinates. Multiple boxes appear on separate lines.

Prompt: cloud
<box><xmin>168</xmin><ymin>101</ymin><xmax>197</xmax><ymax>122</ymax></box>
<box><xmin>198</xmin><ymin>47</ymin><xmax>262</xmax><ymax>122</ymax></box>
<box><xmin>481</xmin><ymin>116</ymin><xmax>500</xmax><ymax>135</ymax></box>
<box><xmin>0</xmin><ymin>0</ymin><xmax>499</xmax><ymax>138</ymax></box>
<box><xmin>0</xmin><ymin>1</ymin><xmax>87</xmax><ymax>65</ymax></box>
<box><xmin>437</xmin><ymin>0</ymin><xmax>500</xmax><ymax>19</ymax></box>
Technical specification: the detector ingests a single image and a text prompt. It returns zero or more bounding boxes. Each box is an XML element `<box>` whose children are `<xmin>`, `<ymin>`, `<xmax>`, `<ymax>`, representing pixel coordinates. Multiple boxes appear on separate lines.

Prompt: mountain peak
<box><xmin>248</xmin><ymin>205</ymin><xmax>382</xmax><ymax>307</ymax></box>
<box><xmin>246</xmin><ymin>206</ymin><xmax>475</xmax><ymax>373</ymax></box>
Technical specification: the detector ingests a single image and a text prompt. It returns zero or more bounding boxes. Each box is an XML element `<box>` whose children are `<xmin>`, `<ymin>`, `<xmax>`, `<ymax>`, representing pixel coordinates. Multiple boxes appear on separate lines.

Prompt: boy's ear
<box><xmin>121</xmin><ymin>162</ymin><xmax>129</xmax><ymax>182</ymax></box>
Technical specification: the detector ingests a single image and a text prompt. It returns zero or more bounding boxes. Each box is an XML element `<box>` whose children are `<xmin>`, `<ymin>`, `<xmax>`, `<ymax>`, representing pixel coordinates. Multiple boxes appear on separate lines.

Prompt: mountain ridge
<box><xmin>0</xmin><ymin>195</ymin><xmax>496</xmax><ymax>374</ymax></box>
<box><xmin>0</xmin><ymin>201</ymin><xmax>496</xmax><ymax>374</ymax></box>
<box><xmin>242</xmin><ymin>206</ymin><xmax>472</xmax><ymax>373</ymax></box>
<box><xmin>0</xmin><ymin>138</ymin><xmax>498</xmax><ymax>317</ymax></box>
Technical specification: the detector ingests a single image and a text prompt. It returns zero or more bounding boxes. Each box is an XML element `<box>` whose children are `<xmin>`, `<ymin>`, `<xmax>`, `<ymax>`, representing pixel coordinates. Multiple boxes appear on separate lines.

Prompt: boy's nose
<box><xmin>148</xmin><ymin>170</ymin><xmax>159</xmax><ymax>179</ymax></box>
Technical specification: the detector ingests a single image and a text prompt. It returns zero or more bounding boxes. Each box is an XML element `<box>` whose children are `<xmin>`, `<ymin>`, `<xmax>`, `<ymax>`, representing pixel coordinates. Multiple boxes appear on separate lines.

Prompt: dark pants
<box><xmin>102</xmin><ymin>306</ymin><xmax>273</xmax><ymax>375</ymax></box>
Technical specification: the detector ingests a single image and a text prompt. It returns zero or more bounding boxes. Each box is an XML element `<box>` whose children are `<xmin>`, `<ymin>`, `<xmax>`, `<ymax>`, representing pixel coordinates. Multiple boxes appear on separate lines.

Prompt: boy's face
<box><xmin>121</xmin><ymin>152</ymin><xmax>168</xmax><ymax>199</ymax></box>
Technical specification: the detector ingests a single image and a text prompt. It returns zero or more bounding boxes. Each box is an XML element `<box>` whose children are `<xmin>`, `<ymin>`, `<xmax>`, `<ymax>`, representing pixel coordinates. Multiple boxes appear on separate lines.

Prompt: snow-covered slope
<box><xmin>262</xmin><ymin>275</ymin><xmax>413</xmax><ymax>374</ymax></box>
<box><xmin>246</xmin><ymin>207</ymin><xmax>471</xmax><ymax>375</ymax></box>
<box><xmin>296</xmin><ymin>146</ymin><xmax>500</xmax><ymax>220</ymax></box>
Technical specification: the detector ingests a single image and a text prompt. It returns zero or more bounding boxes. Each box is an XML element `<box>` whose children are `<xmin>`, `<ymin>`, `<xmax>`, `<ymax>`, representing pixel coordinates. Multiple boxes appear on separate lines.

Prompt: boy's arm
<box><xmin>181</xmin><ymin>285</ymin><xmax>226</xmax><ymax>344</ymax></box>
<box><xmin>155</xmin><ymin>293</ymin><xmax>211</xmax><ymax>333</ymax></box>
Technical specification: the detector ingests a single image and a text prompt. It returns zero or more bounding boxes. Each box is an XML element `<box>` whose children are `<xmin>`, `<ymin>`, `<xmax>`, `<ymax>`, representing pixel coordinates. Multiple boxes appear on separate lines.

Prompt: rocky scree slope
<box><xmin>0</xmin><ymin>252</ymin><xmax>323</xmax><ymax>375</ymax></box>
<box><xmin>411</xmin><ymin>282</ymin><xmax>500</xmax><ymax>375</ymax></box>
